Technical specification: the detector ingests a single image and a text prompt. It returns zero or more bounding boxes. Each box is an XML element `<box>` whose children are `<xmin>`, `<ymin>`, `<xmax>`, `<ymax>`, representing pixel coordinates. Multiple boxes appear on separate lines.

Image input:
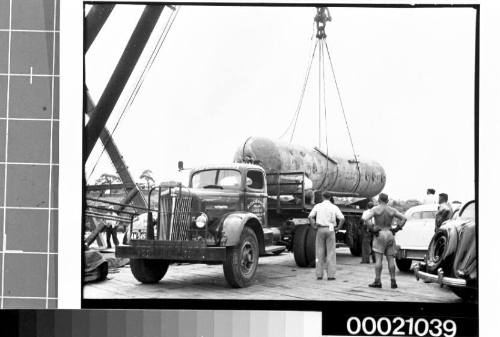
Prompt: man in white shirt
<box><xmin>309</xmin><ymin>191</ymin><xmax>345</xmax><ymax>280</ymax></box>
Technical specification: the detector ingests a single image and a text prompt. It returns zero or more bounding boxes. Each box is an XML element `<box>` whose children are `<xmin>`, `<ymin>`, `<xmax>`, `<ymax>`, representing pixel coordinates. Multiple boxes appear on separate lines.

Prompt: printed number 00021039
<box><xmin>346</xmin><ymin>316</ymin><xmax>457</xmax><ymax>336</ymax></box>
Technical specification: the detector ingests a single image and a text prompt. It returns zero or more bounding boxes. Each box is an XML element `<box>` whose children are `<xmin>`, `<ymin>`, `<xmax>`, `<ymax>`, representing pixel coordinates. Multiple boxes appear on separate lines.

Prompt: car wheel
<box><xmin>426</xmin><ymin>227</ymin><xmax>458</xmax><ymax>273</ymax></box>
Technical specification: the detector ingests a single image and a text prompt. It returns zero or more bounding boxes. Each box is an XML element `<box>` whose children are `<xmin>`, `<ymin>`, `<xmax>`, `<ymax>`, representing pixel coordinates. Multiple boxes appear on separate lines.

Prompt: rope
<box><xmin>318</xmin><ymin>39</ymin><xmax>330</xmax><ymax>189</ymax></box>
<box><xmin>87</xmin><ymin>6</ymin><xmax>180</xmax><ymax>182</ymax></box>
<box><xmin>323</xmin><ymin>40</ymin><xmax>360</xmax><ymax>167</ymax></box>
<box><xmin>278</xmin><ymin>32</ymin><xmax>318</xmax><ymax>141</ymax></box>
<box><xmin>318</xmin><ymin>38</ymin><xmax>322</xmax><ymax>148</ymax></box>
<box><xmin>287</xmin><ymin>40</ymin><xmax>319</xmax><ymax>143</ymax></box>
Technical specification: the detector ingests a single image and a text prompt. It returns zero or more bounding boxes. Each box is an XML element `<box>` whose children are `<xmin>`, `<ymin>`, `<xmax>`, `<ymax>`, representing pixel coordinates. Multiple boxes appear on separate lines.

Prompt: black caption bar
<box><xmin>322</xmin><ymin>302</ymin><xmax>478</xmax><ymax>337</ymax></box>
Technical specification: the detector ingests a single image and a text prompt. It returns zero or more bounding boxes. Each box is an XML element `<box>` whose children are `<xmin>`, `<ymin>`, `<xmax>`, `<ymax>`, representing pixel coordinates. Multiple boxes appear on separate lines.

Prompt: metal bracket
<box><xmin>437</xmin><ymin>268</ymin><xmax>444</xmax><ymax>287</ymax></box>
<box><xmin>314</xmin><ymin>7</ymin><xmax>332</xmax><ymax>39</ymax></box>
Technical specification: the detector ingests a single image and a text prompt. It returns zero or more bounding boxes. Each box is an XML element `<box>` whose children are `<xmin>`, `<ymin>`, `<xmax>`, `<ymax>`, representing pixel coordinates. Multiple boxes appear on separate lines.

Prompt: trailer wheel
<box><xmin>223</xmin><ymin>226</ymin><xmax>259</xmax><ymax>288</ymax></box>
<box><xmin>293</xmin><ymin>225</ymin><xmax>309</xmax><ymax>267</ymax></box>
<box><xmin>305</xmin><ymin>227</ymin><xmax>316</xmax><ymax>267</ymax></box>
<box><xmin>395</xmin><ymin>258</ymin><xmax>413</xmax><ymax>272</ymax></box>
<box><xmin>130</xmin><ymin>259</ymin><xmax>169</xmax><ymax>284</ymax></box>
<box><xmin>346</xmin><ymin>221</ymin><xmax>362</xmax><ymax>256</ymax></box>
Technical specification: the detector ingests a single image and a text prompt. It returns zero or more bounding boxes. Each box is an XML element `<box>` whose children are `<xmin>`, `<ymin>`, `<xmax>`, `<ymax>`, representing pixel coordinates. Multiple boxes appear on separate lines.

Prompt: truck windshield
<box><xmin>191</xmin><ymin>169</ymin><xmax>241</xmax><ymax>190</ymax></box>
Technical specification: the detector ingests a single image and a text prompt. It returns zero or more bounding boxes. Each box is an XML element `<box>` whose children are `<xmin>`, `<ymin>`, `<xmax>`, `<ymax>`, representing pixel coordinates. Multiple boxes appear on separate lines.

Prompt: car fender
<box><xmin>217</xmin><ymin>211</ymin><xmax>265</xmax><ymax>255</ymax></box>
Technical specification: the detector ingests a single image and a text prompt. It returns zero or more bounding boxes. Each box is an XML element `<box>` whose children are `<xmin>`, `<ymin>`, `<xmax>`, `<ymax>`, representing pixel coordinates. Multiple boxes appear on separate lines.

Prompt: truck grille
<box><xmin>159</xmin><ymin>195</ymin><xmax>193</xmax><ymax>241</ymax></box>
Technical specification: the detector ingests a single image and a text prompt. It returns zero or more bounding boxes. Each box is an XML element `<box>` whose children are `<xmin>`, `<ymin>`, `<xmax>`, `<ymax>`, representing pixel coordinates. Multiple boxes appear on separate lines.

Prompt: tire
<box><xmin>395</xmin><ymin>258</ymin><xmax>412</xmax><ymax>272</ymax></box>
<box><xmin>223</xmin><ymin>226</ymin><xmax>260</xmax><ymax>288</ymax></box>
<box><xmin>96</xmin><ymin>262</ymin><xmax>109</xmax><ymax>282</ymax></box>
<box><xmin>426</xmin><ymin>226</ymin><xmax>458</xmax><ymax>274</ymax></box>
<box><xmin>293</xmin><ymin>225</ymin><xmax>309</xmax><ymax>267</ymax></box>
<box><xmin>346</xmin><ymin>221</ymin><xmax>362</xmax><ymax>256</ymax></box>
<box><xmin>130</xmin><ymin>259</ymin><xmax>169</xmax><ymax>284</ymax></box>
<box><xmin>305</xmin><ymin>226</ymin><xmax>316</xmax><ymax>267</ymax></box>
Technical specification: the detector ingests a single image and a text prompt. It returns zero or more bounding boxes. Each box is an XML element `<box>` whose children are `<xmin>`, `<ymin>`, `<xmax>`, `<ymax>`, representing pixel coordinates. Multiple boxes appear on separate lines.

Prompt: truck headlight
<box><xmin>195</xmin><ymin>213</ymin><xmax>208</xmax><ymax>228</ymax></box>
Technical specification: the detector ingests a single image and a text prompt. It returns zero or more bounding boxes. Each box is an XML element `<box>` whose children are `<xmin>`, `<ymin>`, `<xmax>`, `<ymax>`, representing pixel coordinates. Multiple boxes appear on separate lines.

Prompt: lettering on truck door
<box><xmin>245</xmin><ymin>169</ymin><xmax>267</xmax><ymax>227</ymax></box>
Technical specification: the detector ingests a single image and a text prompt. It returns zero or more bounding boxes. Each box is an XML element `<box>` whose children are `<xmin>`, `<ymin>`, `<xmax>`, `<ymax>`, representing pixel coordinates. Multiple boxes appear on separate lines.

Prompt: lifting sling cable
<box><xmin>87</xmin><ymin>7</ymin><xmax>180</xmax><ymax>182</ymax></box>
<box><xmin>323</xmin><ymin>39</ymin><xmax>361</xmax><ymax>190</ymax></box>
<box><xmin>318</xmin><ymin>37</ymin><xmax>322</xmax><ymax>148</ymax></box>
<box><xmin>278</xmin><ymin>20</ymin><xmax>316</xmax><ymax>140</ymax></box>
<box><xmin>278</xmin><ymin>38</ymin><xmax>319</xmax><ymax>141</ymax></box>
<box><xmin>288</xmin><ymin>40</ymin><xmax>318</xmax><ymax>143</ymax></box>
<box><xmin>318</xmin><ymin>38</ymin><xmax>331</xmax><ymax>190</ymax></box>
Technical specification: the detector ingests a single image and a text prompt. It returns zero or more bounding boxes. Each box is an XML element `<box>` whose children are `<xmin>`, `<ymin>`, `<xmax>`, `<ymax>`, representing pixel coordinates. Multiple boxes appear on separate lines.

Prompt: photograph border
<box><xmin>77</xmin><ymin>1</ymin><xmax>479</xmax><ymax>334</ymax></box>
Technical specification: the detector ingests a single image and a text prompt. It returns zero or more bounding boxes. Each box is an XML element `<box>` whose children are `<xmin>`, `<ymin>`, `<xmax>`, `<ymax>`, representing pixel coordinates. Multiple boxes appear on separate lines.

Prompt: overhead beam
<box><xmin>84</xmin><ymin>5</ymin><xmax>164</xmax><ymax>162</ymax></box>
<box><xmin>84</xmin><ymin>4</ymin><xmax>115</xmax><ymax>53</ymax></box>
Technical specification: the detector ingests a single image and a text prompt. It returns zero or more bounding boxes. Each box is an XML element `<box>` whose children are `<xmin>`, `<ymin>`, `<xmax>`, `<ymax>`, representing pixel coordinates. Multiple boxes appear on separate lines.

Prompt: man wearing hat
<box><xmin>435</xmin><ymin>193</ymin><xmax>453</xmax><ymax>232</ymax></box>
<box><xmin>362</xmin><ymin>193</ymin><xmax>407</xmax><ymax>289</ymax></box>
<box><xmin>308</xmin><ymin>191</ymin><xmax>345</xmax><ymax>280</ymax></box>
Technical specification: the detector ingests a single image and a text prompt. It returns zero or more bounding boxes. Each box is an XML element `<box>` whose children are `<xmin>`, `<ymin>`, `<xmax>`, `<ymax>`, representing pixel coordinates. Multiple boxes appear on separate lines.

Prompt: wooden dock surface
<box><xmin>84</xmin><ymin>248</ymin><xmax>460</xmax><ymax>302</ymax></box>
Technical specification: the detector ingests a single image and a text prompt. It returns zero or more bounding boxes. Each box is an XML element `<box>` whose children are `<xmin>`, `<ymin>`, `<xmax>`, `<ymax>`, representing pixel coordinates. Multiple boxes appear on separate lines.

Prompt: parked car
<box><xmin>394</xmin><ymin>204</ymin><xmax>439</xmax><ymax>271</ymax></box>
<box><xmin>414</xmin><ymin>200</ymin><xmax>477</xmax><ymax>302</ymax></box>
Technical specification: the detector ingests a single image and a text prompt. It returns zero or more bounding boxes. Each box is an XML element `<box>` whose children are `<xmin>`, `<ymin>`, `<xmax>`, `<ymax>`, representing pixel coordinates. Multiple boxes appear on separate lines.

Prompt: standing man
<box><xmin>309</xmin><ymin>191</ymin><xmax>345</xmax><ymax>280</ymax></box>
<box><xmin>362</xmin><ymin>193</ymin><xmax>407</xmax><ymax>289</ymax></box>
<box><xmin>105</xmin><ymin>207</ymin><xmax>120</xmax><ymax>249</ymax></box>
<box><xmin>423</xmin><ymin>188</ymin><xmax>437</xmax><ymax>204</ymax></box>
<box><xmin>435</xmin><ymin>193</ymin><xmax>453</xmax><ymax>232</ymax></box>
<box><xmin>360</xmin><ymin>201</ymin><xmax>375</xmax><ymax>264</ymax></box>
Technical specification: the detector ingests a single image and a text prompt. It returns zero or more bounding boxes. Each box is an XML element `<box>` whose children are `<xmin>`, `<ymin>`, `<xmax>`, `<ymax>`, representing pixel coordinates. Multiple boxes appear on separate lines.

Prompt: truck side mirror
<box><xmin>178</xmin><ymin>161</ymin><xmax>184</xmax><ymax>171</ymax></box>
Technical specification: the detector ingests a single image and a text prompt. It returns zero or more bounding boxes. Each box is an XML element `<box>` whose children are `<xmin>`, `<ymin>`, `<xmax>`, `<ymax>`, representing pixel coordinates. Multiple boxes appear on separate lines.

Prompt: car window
<box><xmin>409</xmin><ymin>210</ymin><xmax>437</xmax><ymax>220</ymax></box>
<box><xmin>460</xmin><ymin>202</ymin><xmax>475</xmax><ymax>221</ymax></box>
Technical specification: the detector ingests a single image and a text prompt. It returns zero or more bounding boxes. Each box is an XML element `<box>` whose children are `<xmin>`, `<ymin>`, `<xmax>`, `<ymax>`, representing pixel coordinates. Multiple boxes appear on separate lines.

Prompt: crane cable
<box><xmin>87</xmin><ymin>6</ymin><xmax>180</xmax><ymax>182</ymax></box>
<box><xmin>323</xmin><ymin>39</ymin><xmax>361</xmax><ymax>190</ymax></box>
<box><xmin>280</xmin><ymin>7</ymin><xmax>360</xmax><ymax>191</ymax></box>
<box><xmin>278</xmin><ymin>23</ymin><xmax>318</xmax><ymax>141</ymax></box>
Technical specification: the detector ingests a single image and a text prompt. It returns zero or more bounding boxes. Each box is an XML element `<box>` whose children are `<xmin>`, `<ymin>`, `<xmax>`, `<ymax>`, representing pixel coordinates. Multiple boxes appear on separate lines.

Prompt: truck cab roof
<box><xmin>190</xmin><ymin>163</ymin><xmax>265</xmax><ymax>173</ymax></box>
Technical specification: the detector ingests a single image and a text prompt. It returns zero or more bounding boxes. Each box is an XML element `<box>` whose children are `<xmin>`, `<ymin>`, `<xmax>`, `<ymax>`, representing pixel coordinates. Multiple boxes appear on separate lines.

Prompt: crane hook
<box><xmin>314</xmin><ymin>7</ymin><xmax>331</xmax><ymax>39</ymax></box>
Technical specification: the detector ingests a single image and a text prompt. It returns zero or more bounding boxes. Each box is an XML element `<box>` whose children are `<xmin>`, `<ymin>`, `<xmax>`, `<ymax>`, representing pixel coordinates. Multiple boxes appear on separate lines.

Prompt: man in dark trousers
<box><xmin>435</xmin><ymin>192</ymin><xmax>453</xmax><ymax>232</ymax></box>
<box><xmin>360</xmin><ymin>201</ymin><xmax>375</xmax><ymax>264</ymax></box>
<box><xmin>309</xmin><ymin>191</ymin><xmax>345</xmax><ymax>280</ymax></box>
<box><xmin>362</xmin><ymin>193</ymin><xmax>407</xmax><ymax>288</ymax></box>
<box><xmin>105</xmin><ymin>207</ymin><xmax>120</xmax><ymax>249</ymax></box>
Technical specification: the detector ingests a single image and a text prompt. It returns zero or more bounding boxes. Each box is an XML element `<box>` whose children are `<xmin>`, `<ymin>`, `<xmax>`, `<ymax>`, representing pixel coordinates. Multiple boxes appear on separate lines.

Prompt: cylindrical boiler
<box><xmin>233</xmin><ymin>137</ymin><xmax>385</xmax><ymax>199</ymax></box>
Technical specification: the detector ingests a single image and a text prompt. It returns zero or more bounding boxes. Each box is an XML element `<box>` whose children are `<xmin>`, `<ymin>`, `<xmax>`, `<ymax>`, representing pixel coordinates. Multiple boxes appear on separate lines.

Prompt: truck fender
<box><xmin>217</xmin><ymin>212</ymin><xmax>265</xmax><ymax>255</ymax></box>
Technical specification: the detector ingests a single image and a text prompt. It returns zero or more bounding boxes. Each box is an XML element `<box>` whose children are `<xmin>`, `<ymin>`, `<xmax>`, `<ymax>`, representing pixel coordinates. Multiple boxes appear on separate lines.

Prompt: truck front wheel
<box><xmin>130</xmin><ymin>259</ymin><xmax>169</xmax><ymax>284</ymax></box>
<box><xmin>223</xmin><ymin>226</ymin><xmax>259</xmax><ymax>288</ymax></box>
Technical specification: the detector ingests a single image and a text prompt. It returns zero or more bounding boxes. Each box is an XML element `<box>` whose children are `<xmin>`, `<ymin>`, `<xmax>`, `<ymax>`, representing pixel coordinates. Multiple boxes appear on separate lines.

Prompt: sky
<box><xmin>84</xmin><ymin>4</ymin><xmax>476</xmax><ymax>202</ymax></box>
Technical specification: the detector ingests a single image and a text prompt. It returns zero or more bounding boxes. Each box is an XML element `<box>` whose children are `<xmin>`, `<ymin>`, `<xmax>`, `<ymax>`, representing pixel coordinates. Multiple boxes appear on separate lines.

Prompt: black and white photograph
<box><xmin>81</xmin><ymin>1</ymin><xmax>478</xmax><ymax>309</ymax></box>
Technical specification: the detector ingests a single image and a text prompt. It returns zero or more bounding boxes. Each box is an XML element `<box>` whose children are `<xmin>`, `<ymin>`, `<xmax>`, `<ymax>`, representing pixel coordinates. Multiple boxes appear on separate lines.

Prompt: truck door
<box><xmin>244</xmin><ymin>170</ymin><xmax>267</xmax><ymax>227</ymax></box>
